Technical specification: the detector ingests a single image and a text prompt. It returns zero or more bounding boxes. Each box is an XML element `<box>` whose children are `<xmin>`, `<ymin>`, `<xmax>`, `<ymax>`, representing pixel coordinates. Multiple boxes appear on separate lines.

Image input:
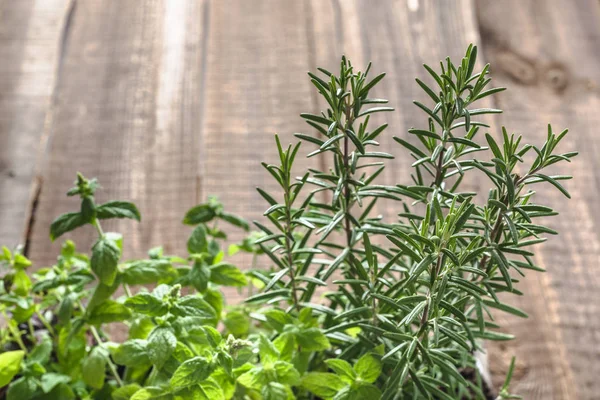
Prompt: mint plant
<box><xmin>0</xmin><ymin>45</ymin><xmax>575</xmax><ymax>400</ymax></box>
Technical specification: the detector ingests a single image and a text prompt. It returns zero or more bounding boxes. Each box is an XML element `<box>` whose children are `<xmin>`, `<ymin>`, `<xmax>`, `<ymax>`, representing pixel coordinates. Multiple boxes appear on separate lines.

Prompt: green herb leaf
<box><xmin>0</xmin><ymin>350</ymin><xmax>25</xmax><ymax>388</ymax></box>
<box><xmin>49</xmin><ymin>212</ymin><xmax>86</xmax><ymax>241</ymax></box>
<box><xmin>183</xmin><ymin>204</ymin><xmax>216</xmax><ymax>225</ymax></box>
<box><xmin>91</xmin><ymin>236</ymin><xmax>121</xmax><ymax>285</ymax></box>
<box><xmin>301</xmin><ymin>372</ymin><xmax>346</xmax><ymax>399</ymax></box>
<box><xmin>96</xmin><ymin>201</ymin><xmax>141</xmax><ymax>221</ymax></box>
<box><xmin>170</xmin><ymin>356</ymin><xmax>213</xmax><ymax>389</ymax></box>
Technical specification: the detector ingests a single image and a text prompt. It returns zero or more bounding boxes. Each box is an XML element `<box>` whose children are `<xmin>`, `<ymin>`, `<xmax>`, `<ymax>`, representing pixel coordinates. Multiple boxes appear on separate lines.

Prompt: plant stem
<box><xmin>285</xmin><ymin>211</ymin><xmax>300</xmax><ymax>311</ymax></box>
<box><xmin>92</xmin><ymin>218</ymin><xmax>104</xmax><ymax>237</ymax></box>
<box><xmin>77</xmin><ymin>300</ymin><xmax>123</xmax><ymax>387</ymax></box>
<box><xmin>36</xmin><ymin>311</ymin><xmax>55</xmax><ymax>336</ymax></box>
<box><xmin>283</xmin><ymin>190</ymin><xmax>300</xmax><ymax>312</ymax></box>
<box><xmin>2</xmin><ymin>311</ymin><xmax>27</xmax><ymax>352</ymax></box>
<box><xmin>28</xmin><ymin>320</ymin><xmax>37</xmax><ymax>345</ymax></box>
<box><xmin>434</xmin><ymin>146</ymin><xmax>446</xmax><ymax>187</ymax></box>
<box><xmin>90</xmin><ymin>325</ymin><xmax>124</xmax><ymax>387</ymax></box>
<box><xmin>123</xmin><ymin>284</ymin><xmax>133</xmax><ymax>298</ymax></box>
<box><xmin>342</xmin><ymin>103</ymin><xmax>355</xmax><ymax>252</ymax></box>
<box><xmin>420</xmin><ymin>252</ymin><xmax>443</xmax><ymax>333</ymax></box>
<box><xmin>370</xmin><ymin>264</ymin><xmax>378</xmax><ymax>327</ymax></box>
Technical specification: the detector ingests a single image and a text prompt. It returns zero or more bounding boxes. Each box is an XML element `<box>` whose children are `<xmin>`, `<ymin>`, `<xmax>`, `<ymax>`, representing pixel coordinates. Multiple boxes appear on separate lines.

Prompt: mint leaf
<box><xmin>273</xmin><ymin>361</ymin><xmax>300</xmax><ymax>386</ymax></box>
<box><xmin>6</xmin><ymin>376</ymin><xmax>37</xmax><ymax>400</ymax></box>
<box><xmin>218</xmin><ymin>212</ymin><xmax>249</xmax><ymax>231</ymax></box>
<box><xmin>40</xmin><ymin>372</ymin><xmax>71</xmax><ymax>393</ymax></box>
<box><xmin>88</xmin><ymin>300</ymin><xmax>131</xmax><ymax>325</ymax></box>
<box><xmin>148</xmin><ymin>327</ymin><xmax>177</xmax><ymax>369</ymax></box>
<box><xmin>209</xmin><ymin>263</ymin><xmax>247</xmax><ymax>286</ymax></box>
<box><xmin>354</xmin><ymin>353</ymin><xmax>381</xmax><ymax>383</ymax></box>
<box><xmin>187</xmin><ymin>225</ymin><xmax>208</xmax><ymax>254</ymax></box>
<box><xmin>125</xmin><ymin>293</ymin><xmax>168</xmax><ymax>317</ymax></box>
<box><xmin>91</xmin><ymin>237</ymin><xmax>121</xmax><ymax>285</ymax></box>
<box><xmin>262</xmin><ymin>382</ymin><xmax>294</xmax><ymax>400</ymax></box>
<box><xmin>173</xmin><ymin>379</ymin><xmax>224</xmax><ymax>400</ymax></box>
<box><xmin>296</xmin><ymin>327</ymin><xmax>330</xmax><ymax>352</ymax></box>
<box><xmin>264</xmin><ymin>309</ymin><xmax>294</xmax><ymax>333</ymax></box>
<box><xmin>82</xmin><ymin>347</ymin><xmax>107</xmax><ymax>389</ymax></box>
<box><xmin>170</xmin><ymin>356</ymin><xmax>212</xmax><ymax>389</ymax></box>
<box><xmin>130</xmin><ymin>387</ymin><xmax>172</xmax><ymax>400</ymax></box>
<box><xmin>189</xmin><ymin>261</ymin><xmax>211</xmax><ymax>292</ymax></box>
<box><xmin>325</xmin><ymin>359</ymin><xmax>356</xmax><ymax>383</ymax></box>
<box><xmin>112</xmin><ymin>340</ymin><xmax>150</xmax><ymax>367</ymax></box>
<box><xmin>112</xmin><ymin>384</ymin><xmax>142</xmax><ymax>400</ymax></box>
<box><xmin>223</xmin><ymin>311</ymin><xmax>250</xmax><ymax>337</ymax></box>
<box><xmin>27</xmin><ymin>336</ymin><xmax>52</xmax><ymax>365</ymax></box>
<box><xmin>301</xmin><ymin>372</ymin><xmax>345</xmax><ymax>399</ymax></box>
<box><xmin>12</xmin><ymin>270</ymin><xmax>31</xmax><ymax>296</ymax></box>
<box><xmin>97</xmin><ymin>201</ymin><xmax>141</xmax><ymax>221</ymax></box>
<box><xmin>49</xmin><ymin>212</ymin><xmax>86</xmax><ymax>241</ymax></box>
<box><xmin>172</xmin><ymin>296</ymin><xmax>216</xmax><ymax>321</ymax></box>
<box><xmin>121</xmin><ymin>260</ymin><xmax>177</xmax><ymax>285</ymax></box>
<box><xmin>258</xmin><ymin>335</ymin><xmax>280</xmax><ymax>365</ymax></box>
<box><xmin>183</xmin><ymin>204</ymin><xmax>216</xmax><ymax>225</ymax></box>
<box><xmin>0</xmin><ymin>350</ymin><xmax>25</xmax><ymax>388</ymax></box>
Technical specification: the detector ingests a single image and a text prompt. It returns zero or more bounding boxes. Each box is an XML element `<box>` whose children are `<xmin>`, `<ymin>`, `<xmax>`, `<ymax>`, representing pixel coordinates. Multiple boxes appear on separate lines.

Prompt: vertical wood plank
<box><xmin>200</xmin><ymin>1</ymin><xmax>315</xmax><ymax>213</ymax></box>
<box><xmin>11</xmin><ymin>3</ymin><xmax>598</xmax><ymax>397</ymax></box>
<box><xmin>0</xmin><ymin>0</ymin><xmax>67</xmax><ymax>248</ymax></box>
<box><xmin>198</xmin><ymin>0</ymin><xmax>325</xmax><ymax>265</ymax></box>
<box><xmin>476</xmin><ymin>1</ymin><xmax>600</xmax><ymax>398</ymax></box>
<box><xmin>28</xmin><ymin>0</ymin><xmax>210</xmax><ymax>265</ymax></box>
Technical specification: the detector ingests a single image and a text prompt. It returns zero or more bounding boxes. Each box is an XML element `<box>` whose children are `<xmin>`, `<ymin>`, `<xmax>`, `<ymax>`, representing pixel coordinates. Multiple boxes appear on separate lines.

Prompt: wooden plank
<box><xmin>476</xmin><ymin>0</ymin><xmax>600</xmax><ymax>398</ymax></box>
<box><xmin>0</xmin><ymin>0</ymin><xmax>67</xmax><ymax>249</ymax></box>
<box><xmin>28</xmin><ymin>0</ymin><xmax>210</xmax><ymax>265</ymax></box>
<box><xmin>17</xmin><ymin>3</ymin><xmax>599</xmax><ymax>398</ymax></box>
<box><xmin>200</xmin><ymin>0</ymin><xmax>320</xmax><ymax>229</ymax></box>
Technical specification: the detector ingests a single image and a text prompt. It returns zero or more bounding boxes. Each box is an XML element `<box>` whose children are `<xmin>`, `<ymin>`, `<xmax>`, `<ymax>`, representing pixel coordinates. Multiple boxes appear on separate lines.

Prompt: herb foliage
<box><xmin>0</xmin><ymin>46</ymin><xmax>576</xmax><ymax>399</ymax></box>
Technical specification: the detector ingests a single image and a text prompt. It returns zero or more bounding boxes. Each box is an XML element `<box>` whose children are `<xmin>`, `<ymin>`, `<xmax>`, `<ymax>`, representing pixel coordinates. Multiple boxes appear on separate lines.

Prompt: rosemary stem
<box><xmin>283</xmin><ymin>183</ymin><xmax>300</xmax><ymax>312</ymax></box>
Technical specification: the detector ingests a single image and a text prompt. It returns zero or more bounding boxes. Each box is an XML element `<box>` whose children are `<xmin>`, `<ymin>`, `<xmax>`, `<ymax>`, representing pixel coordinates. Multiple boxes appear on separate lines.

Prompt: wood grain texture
<box><xmin>0</xmin><ymin>0</ymin><xmax>67</xmax><ymax>249</ymax></box>
<box><xmin>27</xmin><ymin>0</ymin><xmax>210</xmax><ymax>265</ymax></box>
<box><xmin>199</xmin><ymin>0</ymin><xmax>321</xmax><ymax>246</ymax></box>
<box><xmin>476</xmin><ymin>0</ymin><xmax>600</xmax><ymax>398</ymax></box>
<box><xmin>0</xmin><ymin>1</ymin><xmax>598</xmax><ymax>397</ymax></box>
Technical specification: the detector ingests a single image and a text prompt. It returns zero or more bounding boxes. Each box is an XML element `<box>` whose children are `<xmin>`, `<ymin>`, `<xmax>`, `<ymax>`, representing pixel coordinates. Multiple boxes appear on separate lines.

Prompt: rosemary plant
<box><xmin>0</xmin><ymin>45</ymin><xmax>575</xmax><ymax>400</ymax></box>
<box><xmin>252</xmin><ymin>45</ymin><xmax>576</xmax><ymax>399</ymax></box>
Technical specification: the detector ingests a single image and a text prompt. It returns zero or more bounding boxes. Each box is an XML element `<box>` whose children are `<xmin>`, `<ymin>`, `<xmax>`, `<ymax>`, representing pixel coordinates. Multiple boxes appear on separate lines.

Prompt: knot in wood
<box><xmin>496</xmin><ymin>51</ymin><xmax>536</xmax><ymax>86</ymax></box>
<box><xmin>544</xmin><ymin>64</ymin><xmax>569</xmax><ymax>93</ymax></box>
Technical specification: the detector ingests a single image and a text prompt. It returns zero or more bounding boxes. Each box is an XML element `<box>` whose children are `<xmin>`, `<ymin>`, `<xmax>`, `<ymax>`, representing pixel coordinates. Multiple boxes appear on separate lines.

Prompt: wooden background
<box><xmin>0</xmin><ymin>0</ymin><xmax>598</xmax><ymax>398</ymax></box>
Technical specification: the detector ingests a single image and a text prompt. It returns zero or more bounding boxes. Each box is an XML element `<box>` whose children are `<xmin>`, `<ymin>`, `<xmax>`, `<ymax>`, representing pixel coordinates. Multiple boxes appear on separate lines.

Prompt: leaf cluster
<box><xmin>0</xmin><ymin>45</ymin><xmax>576</xmax><ymax>400</ymax></box>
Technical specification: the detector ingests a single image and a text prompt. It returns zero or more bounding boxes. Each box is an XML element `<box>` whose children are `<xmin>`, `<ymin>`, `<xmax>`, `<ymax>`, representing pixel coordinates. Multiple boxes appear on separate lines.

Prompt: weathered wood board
<box><xmin>0</xmin><ymin>1</ymin><xmax>598</xmax><ymax>398</ymax></box>
<box><xmin>0</xmin><ymin>0</ymin><xmax>68</xmax><ymax>248</ymax></box>
<box><xmin>476</xmin><ymin>1</ymin><xmax>600</xmax><ymax>398</ymax></box>
<box><xmin>26</xmin><ymin>0</ymin><xmax>210</xmax><ymax>265</ymax></box>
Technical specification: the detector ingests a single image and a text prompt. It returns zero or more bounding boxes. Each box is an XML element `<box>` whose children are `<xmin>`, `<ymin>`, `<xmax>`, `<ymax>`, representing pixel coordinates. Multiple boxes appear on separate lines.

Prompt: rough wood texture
<box><xmin>0</xmin><ymin>1</ymin><xmax>598</xmax><ymax>398</ymax></box>
<box><xmin>27</xmin><ymin>0</ymin><xmax>209</xmax><ymax>264</ymax></box>
<box><xmin>476</xmin><ymin>1</ymin><xmax>600</xmax><ymax>398</ymax></box>
<box><xmin>0</xmin><ymin>0</ymin><xmax>68</xmax><ymax>248</ymax></box>
<box><xmin>200</xmin><ymin>0</ymin><xmax>322</xmax><ymax>246</ymax></box>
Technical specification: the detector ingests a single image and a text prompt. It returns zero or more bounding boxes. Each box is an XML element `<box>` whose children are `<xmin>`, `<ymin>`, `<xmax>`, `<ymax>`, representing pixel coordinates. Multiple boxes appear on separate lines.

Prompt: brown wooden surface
<box><xmin>476</xmin><ymin>1</ymin><xmax>600</xmax><ymax>397</ymax></box>
<box><xmin>0</xmin><ymin>1</ymin><xmax>598</xmax><ymax>398</ymax></box>
<box><xmin>0</xmin><ymin>0</ymin><xmax>68</xmax><ymax>248</ymax></box>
